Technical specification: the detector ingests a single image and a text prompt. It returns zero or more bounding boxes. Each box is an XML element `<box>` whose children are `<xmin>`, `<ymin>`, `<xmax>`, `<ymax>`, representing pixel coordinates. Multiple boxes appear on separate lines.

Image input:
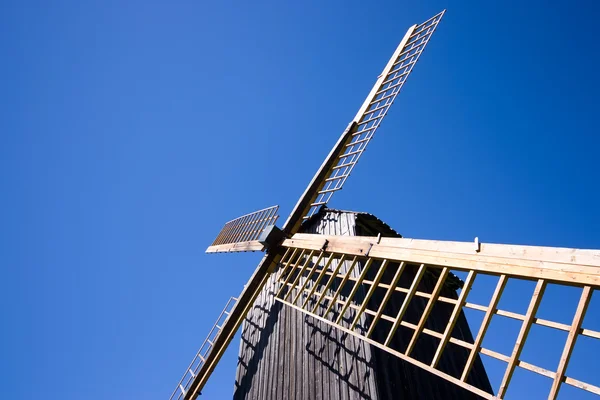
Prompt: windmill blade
<box><xmin>206</xmin><ymin>205</ymin><xmax>279</xmax><ymax>253</ymax></box>
<box><xmin>283</xmin><ymin>11</ymin><xmax>445</xmax><ymax>234</ymax></box>
<box><xmin>275</xmin><ymin>233</ymin><xmax>600</xmax><ymax>399</ymax></box>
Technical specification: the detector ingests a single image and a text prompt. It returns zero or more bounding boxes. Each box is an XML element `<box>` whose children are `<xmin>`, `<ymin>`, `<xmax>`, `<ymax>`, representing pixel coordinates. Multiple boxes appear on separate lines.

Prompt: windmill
<box><xmin>170</xmin><ymin>10</ymin><xmax>600</xmax><ymax>400</ymax></box>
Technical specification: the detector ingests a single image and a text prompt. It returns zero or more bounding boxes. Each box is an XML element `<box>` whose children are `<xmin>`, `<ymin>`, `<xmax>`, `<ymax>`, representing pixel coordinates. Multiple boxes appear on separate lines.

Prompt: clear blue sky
<box><xmin>1</xmin><ymin>1</ymin><xmax>599</xmax><ymax>399</ymax></box>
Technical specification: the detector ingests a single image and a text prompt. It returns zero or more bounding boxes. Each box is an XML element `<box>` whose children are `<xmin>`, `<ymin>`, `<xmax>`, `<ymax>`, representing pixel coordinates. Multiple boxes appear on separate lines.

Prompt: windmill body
<box><xmin>170</xmin><ymin>11</ymin><xmax>600</xmax><ymax>400</ymax></box>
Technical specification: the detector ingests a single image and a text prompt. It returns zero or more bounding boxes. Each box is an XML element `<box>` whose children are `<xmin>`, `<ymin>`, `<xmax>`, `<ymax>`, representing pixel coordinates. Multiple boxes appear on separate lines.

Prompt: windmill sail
<box><xmin>275</xmin><ymin>233</ymin><xmax>600</xmax><ymax>399</ymax></box>
<box><xmin>206</xmin><ymin>205</ymin><xmax>279</xmax><ymax>253</ymax></box>
<box><xmin>283</xmin><ymin>11</ymin><xmax>445</xmax><ymax>233</ymax></box>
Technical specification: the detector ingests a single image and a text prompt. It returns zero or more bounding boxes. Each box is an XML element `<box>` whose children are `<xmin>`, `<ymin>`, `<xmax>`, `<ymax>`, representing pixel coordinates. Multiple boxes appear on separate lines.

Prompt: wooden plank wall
<box><xmin>234</xmin><ymin>210</ymin><xmax>493</xmax><ymax>399</ymax></box>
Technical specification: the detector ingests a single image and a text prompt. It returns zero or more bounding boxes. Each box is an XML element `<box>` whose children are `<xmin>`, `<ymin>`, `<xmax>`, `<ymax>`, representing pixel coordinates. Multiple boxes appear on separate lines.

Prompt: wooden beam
<box><xmin>282</xmin><ymin>234</ymin><xmax>600</xmax><ymax>286</ymax></box>
<box><xmin>206</xmin><ymin>240</ymin><xmax>265</xmax><ymax>253</ymax></box>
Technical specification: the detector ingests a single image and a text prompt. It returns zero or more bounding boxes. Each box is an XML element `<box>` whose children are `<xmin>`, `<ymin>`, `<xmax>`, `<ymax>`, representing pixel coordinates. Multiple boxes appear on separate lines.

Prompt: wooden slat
<box><xmin>335</xmin><ymin>258</ymin><xmax>374</xmax><ymax>325</ymax></box>
<box><xmin>534</xmin><ymin>318</ymin><xmax>571</xmax><ymax>332</ymax></box>
<box><xmin>461</xmin><ymin>275</ymin><xmax>507</xmax><ymax>381</ymax></box>
<box><xmin>301</xmin><ymin>254</ymin><xmax>342</xmax><ymax>309</ymax></box>
<box><xmin>323</xmin><ymin>256</ymin><xmax>359</xmax><ymax>317</ymax></box>
<box><xmin>431</xmin><ymin>271</ymin><xmax>476</xmax><ymax>368</ymax></box>
<box><xmin>548</xmin><ymin>285</ymin><xmax>593</xmax><ymax>399</ymax></box>
<box><xmin>366</xmin><ymin>261</ymin><xmax>406</xmax><ymax>338</ymax></box>
<box><xmin>311</xmin><ymin>254</ymin><xmax>348</xmax><ymax>314</ymax></box>
<box><xmin>581</xmin><ymin>328</ymin><xmax>600</xmax><ymax>340</ymax></box>
<box><xmin>497</xmin><ymin>279</ymin><xmax>547</xmax><ymax>398</ymax></box>
<box><xmin>275</xmin><ymin>249</ymin><xmax>306</xmax><ymax>299</ymax></box>
<box><xmin>282</xmin><ymin>250</ymin><xmax>315</xmax><ymax>302</ymax></box>
<box><xmin>350</xmin><ymin>259</ymin><xmax>390</xmax><ymax>330</ymax></box>
<box><xmin>518</xmin><ymin>360</ymin><xmax>555</xmax><ymax>379</ymax></box>
<box><xmin>385</xmin><ymin>264</ymin><xmax>426</xmax><ymax>346</ymax></box>
<box><xmin>564</xmin><ymin>376</ymin><xmax>600</xmax><ymax>395</ymax></box>
<box><xmin>405</xmin><ymin>267</ymin><xmax>449</xmax><ymax>356</ymax></box>
<box><xmin>480</xmin><ymin>347</ymin><xmax>510</xmax><ymax>363</ymax></box>
<box><xmin>291</xmin><ymin>252</ymin><xmax>325</xmax><ymax>305</ymax></box>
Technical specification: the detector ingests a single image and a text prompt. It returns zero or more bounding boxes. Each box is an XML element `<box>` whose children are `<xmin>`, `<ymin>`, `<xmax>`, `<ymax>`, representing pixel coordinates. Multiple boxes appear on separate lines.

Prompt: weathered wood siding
<box><xmin>234</xmin><ymin>210</ymin><xmax>492</xmax><ymax>399</ymax></box>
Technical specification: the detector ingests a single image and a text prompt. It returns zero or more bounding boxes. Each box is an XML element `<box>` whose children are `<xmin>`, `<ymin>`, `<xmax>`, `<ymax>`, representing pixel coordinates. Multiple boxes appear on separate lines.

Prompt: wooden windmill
<box><xmin>170</xmin><ymin>10</ymin><xmax>600</xmax><ymax>400</ymax></box>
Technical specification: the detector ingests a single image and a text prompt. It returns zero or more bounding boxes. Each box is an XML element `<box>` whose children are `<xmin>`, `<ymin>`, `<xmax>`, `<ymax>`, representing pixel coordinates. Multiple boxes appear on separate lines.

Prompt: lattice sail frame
<box><xmin>304</xmin><ymin>11</ymin><xmax>445</xmax><ymax>220</ymax></box>
<box><xmin>206</xmin><ymin>206</ymin><xmax>279</xmax><ymax>253</ymax></box>
<box><xmin>169</xmin><ymin>297</ymin><xmax>238</xmax><ymax>400</ymax></box>
<box><xmin>274</xmin><ymin>233</ymin><xmax>600</xmax><ymax>399</ymax></box>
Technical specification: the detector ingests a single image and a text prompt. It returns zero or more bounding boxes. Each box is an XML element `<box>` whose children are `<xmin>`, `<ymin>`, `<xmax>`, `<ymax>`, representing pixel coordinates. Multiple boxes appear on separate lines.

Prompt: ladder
<box><xmin>169</xmin><ymin>296</ymin><xmax>238</xmax><ymax>400</ymax></box>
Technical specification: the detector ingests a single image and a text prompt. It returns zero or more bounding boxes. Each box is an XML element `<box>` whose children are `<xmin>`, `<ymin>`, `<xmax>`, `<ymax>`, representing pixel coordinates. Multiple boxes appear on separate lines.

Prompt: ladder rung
<box><xmin>207</xmin><ymin>339</ymin><xmax>214</xmax><ymax>346</ymax></box>
<box><xmin>179</xmin><ymin>384</ymin><xmax>186</xmax><ymax>394</ymax></box>
<box><xmin>311</xmin><ymin>201</ymin><xmax>327</xmax><ymax>207</ymax></box>
<box><xmin>352</xmin><ymin>127</ymin><xmax>374</xmax><ymax>137</ymax></box>
<box><xmin>340</xmin><ymin>149</ymin><xmax>362</xmax><ymax>159</ymax></box>
<box><xmin>332</xmin><ymin>161</ymin><xmax>354</xmax><ymax>171</ymax></box>
<box><xmin>319</xmin><ymin>187</ymin><xmax>340</xmax><ymax>195</ymax></box>
<box><xmin>188</xmin><ymin>368</ymin><xmax>196</xmax><ymax>378</ymax></box>
<box><xmin>223</xmin><ymin>311</ymin><xmax>230</xmax><ymax>316</ymax></box>
<box><xmin>198</xmin><ymin>354</ymin><xmax>205</xmax><ymax>362</ymax></box>
<box><xmin>357</xmin><ymin>114</ymin><xmax>382</xmax><ymax>127</ymax></box>
<box><xmin>325</xmin><ymin>174</ymin><xmax>348</xmax><ymax>182</ymax></box>
<box><xmin>346</xmin><ymin>137</ymin><xmax>370</xmax><ymax>147</ymax></box>
<box><xmin>216</xmin><ymin>324</ymin><xmax>222</xmax><ymax>331</ymax></box>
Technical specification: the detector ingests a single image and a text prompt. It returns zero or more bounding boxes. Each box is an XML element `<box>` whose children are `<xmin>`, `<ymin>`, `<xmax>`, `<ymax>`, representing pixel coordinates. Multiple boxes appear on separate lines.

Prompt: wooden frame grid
<box><xmin>273</xmin><ymin>234</ymin><xmax>600</xmax><ymax>399</ymax></box>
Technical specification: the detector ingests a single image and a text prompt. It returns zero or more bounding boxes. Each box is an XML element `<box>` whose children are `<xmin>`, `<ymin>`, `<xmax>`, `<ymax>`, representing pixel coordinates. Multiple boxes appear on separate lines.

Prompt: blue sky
<box><xmin>1</xmin><ymin>1</ymin><xmax>599</xmax><ymax>399</ymax></box>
